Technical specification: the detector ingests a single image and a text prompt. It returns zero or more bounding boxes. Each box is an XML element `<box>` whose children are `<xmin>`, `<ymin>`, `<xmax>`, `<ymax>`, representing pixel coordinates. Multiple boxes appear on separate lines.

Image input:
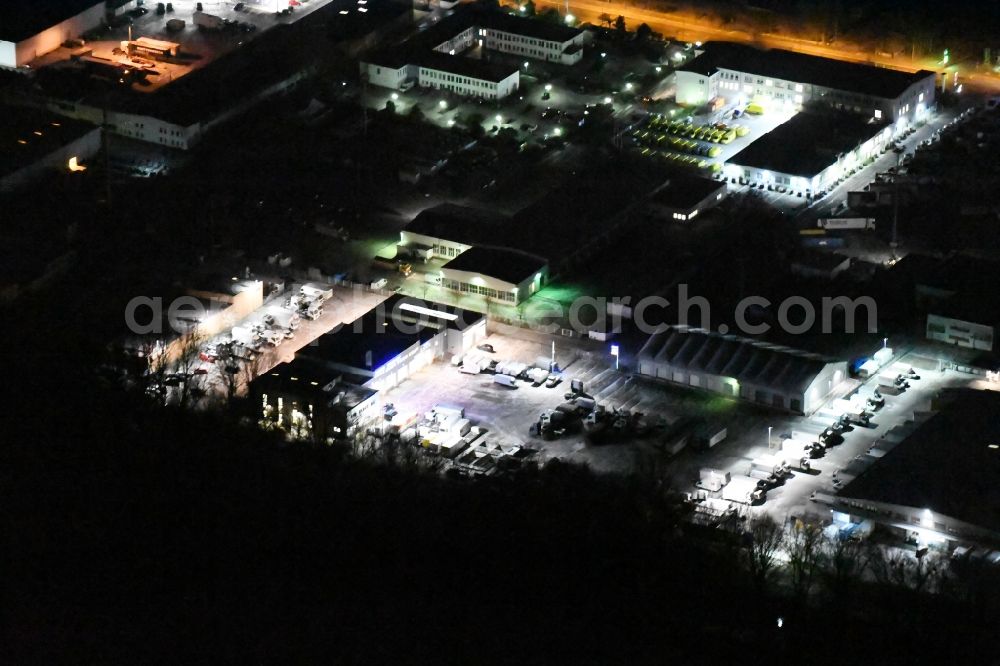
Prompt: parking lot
<box><xmin>30</xmin><ymin>0</ymin><xmax>341</xmax><ymax>91</ymax></box>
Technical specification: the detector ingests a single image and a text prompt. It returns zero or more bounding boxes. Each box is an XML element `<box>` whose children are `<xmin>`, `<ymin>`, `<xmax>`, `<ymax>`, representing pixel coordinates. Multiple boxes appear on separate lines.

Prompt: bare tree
<box><xmin>785</xmin><ymin>521</ymin><xmax>825</xmax><ymax>598</ymax></box>
<box><xmin>823</xmin><ymin>534</ymin><xmax>866</xmax><ymax>598</ymax></box>
<box><xmin>743</xmin><ymin>513</ymin><xmax>784</xmax><ymax>590</ymax></box>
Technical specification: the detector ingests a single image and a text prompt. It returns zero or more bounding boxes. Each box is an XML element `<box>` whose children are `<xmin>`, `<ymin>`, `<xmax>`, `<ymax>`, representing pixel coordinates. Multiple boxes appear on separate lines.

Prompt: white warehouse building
<box><xmin>676</xmin><ymin>42</ymin><xmax>936</xmax><ymax>124</ymax></box>
<box><xmin>723</xmin><ymin>111</ymin><xmax>894</xmax><ymax>196</ymax></box>
<box><xmin>637</xmin><ymin>326</ymin><xmax>848</xmax><ymax>414</ymax></box>
<box><xmin>0</xmin><ymin>1</ymin><xmax>106</xmax><ymax>69</ymax></box>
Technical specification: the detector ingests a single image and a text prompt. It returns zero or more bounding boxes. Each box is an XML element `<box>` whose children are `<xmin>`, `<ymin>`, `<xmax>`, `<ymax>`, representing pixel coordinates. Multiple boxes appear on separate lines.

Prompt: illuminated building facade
<box><xmin>676</xmin><ymin>42</ymin><xmax>936</xmax><ymax>124</ymax></box>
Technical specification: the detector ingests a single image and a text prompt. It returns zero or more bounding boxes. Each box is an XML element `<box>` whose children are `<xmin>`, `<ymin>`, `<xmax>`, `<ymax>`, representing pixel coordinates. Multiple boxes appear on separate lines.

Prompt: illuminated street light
<box><xmin>600</xmin><ymin>52</ymin><xmax>607</xmax><ymax>58</ymax></box>
<box><xmin>495</xmin><ymin>114</ymin><xmax>503</xmax><ymax>123</ymax></box>
<box><xmin>523</xmin><ymin>61</ymin><xmax>529</xmax><ymax>69</ymax></box>
<box><xmin>439</xmin><ymin>100</ymin><xmax>447</xmax><ymax>109</ymax></box>
<box><xmin>544</xmin><ymin>83</ymin><xmax>552</xmax><ymax>92</ymax></box>
<box><xmin>624</xmin><ymin>82</ymin><xmax>633</xmax><ymax>91</ymax></box>
<box><xmin>391</xmin><ymin>93</ymin><xmax>399</xmax><ymax>100</ymax></box>
<box><xmin>519</xmin><ymin>4</ymin><xmax>526</xmax><ymax>11</ymax></box>
<box><xmin>564</xmin><ymin>13</ymin><xmax>575</xmax><ymax>24</ymax></box>
<box><xmin>655</xmin><ymin>66</ymin><xmax>662</xmax><ymax>73</ymax></box>
<box><xmin>553</xmin><ymin>127</ymin><xmax>562</xmax><ymax>136</ymax></box>
<box><xmin>447</xmin><ymin>119</ymin><xmax>456</xmax><ymax>126</ymax></box>
<box><xmin>603</xmin><ymin>96</ymin><xmax>612</xmax><ymax>104</ymax></box>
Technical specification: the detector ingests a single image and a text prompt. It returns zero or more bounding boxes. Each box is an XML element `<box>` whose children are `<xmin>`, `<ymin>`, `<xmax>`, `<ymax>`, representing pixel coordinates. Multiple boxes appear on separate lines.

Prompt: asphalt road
<box><xmin>528</xmin><ymin>0</ymin><xmax>1000</xmax><ymax>94</ymax></box>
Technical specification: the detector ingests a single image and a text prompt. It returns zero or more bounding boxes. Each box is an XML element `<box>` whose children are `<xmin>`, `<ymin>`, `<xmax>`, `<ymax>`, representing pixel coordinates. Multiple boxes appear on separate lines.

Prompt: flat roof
<box><xmin>479</xmin><ymin>11</ymin><xmax>583</xmax><ymax>43</ymax></box>
<box><xmin>405</xmin><ymin>203</ymin><xmax>511</xmax><ymax>246</ymax></box>
<box><xmin>649</xmin><ymin>175</ymin><xmax>726</xmax><ymax>210</ymax></box>
<box><xmin>838</xmin><ymin>389</ymin><xmax>1000</xmax><ymax>534</ymax></box>
<box><xmin>257</xmin><ymin>358</ymin><xmax>378</xmax><ymax>410</ymax></box>
<box><xmin>412</xmin><ymin>5</ymin><xmax>581</xmax><ymax>49</ymax></box>
<box><xmin>728</xmin><ymin>112</ymin><xmax>888</xmax><ymax>178</ymax></box>
<box><xmin>0</xmin><ymin>1</ymin><xmax>103</xmax><ymax>43</ymax></box>
<box><xmin>682</xmin><ymin>42</ymin><xmax>935</xmax><ymax>100</ymax></box>
<box><xmin>297</xmin><ymin>295</ymin><xmax>483</xmax><ymax>372</ymax></box>
<box><xmin>443</xmin><ymin>246</ymin><xmax>547</xmax><ymax>285</ymax></box>
<box><xmin>416</xmin><ymin>51</ymin><xmax>519</xmax><ymax>83</ymax></box>
<box><xmin>0</xmin><ymin>105</ymin><xmax>97</xmax><ymax>179</ymax></box>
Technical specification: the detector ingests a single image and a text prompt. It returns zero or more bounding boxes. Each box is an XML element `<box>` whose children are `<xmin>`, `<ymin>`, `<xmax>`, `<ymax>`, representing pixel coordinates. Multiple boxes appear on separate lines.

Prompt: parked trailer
<box><xmin>832</xmin><ymin>398</ymin><xmax>871</xmax><ymax>425</ymax></box>
<box><xmin>817</xmin><ymin>217</ymin><xmax>876</xmax><ymax>230</ymax></box>
<box><xmin>781</xmin><ymin>439</ymin><xmax>815</xmax><ymax>470</ymax></box>
<box><xmin>493</xmin><ymin>374</ymin><xmax>518</xmax><ymax>389</ymax></box>
<box><xmin>300</xmin><ymin>284</ymin><xmax>334</xmax><ymax>303</ymax></box>
<box><xmin>692</xmin><ymin>424</ymin><xmax>727</xmax><ymax>450</ymax></box>
<box><xmin>722</xmin><ymin>475</ymin><xmax>765</xmax><ymax>504</ymax></box>
<box><xmin>697</xmin><ymin>468</ymin><xmax>729</xmax><ymax>492</ymax></box>
<box><xmin>751</xmin><ymin>455</ymin><xmax>789</xmax><ymax>478</ymax></box>
<box><xmin>193</xmin><ymin>11</ymin><xmax>224</xmax><ymax>31</ymax></box>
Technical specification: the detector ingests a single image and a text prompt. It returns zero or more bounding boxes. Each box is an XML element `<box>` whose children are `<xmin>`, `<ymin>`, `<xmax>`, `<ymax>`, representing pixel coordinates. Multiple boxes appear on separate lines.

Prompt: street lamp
<box><xmin>391</xmin><ymin>92</ymin><xmax>399</xmax><ymax>101</ymax></box>
<box><xmin>438</xmin><ymin>100</ymin><xmax>447</xmax><ymax>109</ymax></box>
<box><xmin>603</xmin><ymin>96</ymin><xmax>612</xmax><ymax>104</ymax></box>
<box><xmin>545</xmin><ymin>83</ymin><xmax>552</xmax><ymax>92</ymax></box>
<box><xmin>767</xmin><ymin>426</ymin><xmax>773</xmax><ymax>449</ymax></box>
<box><xmin>495</xmin><ymin>114</ymin><xmax>503</xmax><ymax>124</ymax></box>
<box><xmin>624</xmin><ymin>82</ymin><xmax>633</xmax><ymax>91</ymax></box>
<box><xmin>553</xmin><ymin>127</ymin><xmax>562</xmax><ymax>137</ymax></box>
<box><xmin>611</xmin><ymin>344</ymin><xmax>620</xmax><ymax>370</ymax></box>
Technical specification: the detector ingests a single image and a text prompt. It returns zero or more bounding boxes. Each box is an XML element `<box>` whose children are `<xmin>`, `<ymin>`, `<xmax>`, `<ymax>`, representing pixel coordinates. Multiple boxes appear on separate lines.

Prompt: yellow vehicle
<box><xmin>745</xmin><ymin>103</ymin><xmax>765</xmax><ymax>115</ymax></box>
<box><xmin>398</xmin><ymin>262</ymin><xmax>413</xmax><ymax>277</ymax></box>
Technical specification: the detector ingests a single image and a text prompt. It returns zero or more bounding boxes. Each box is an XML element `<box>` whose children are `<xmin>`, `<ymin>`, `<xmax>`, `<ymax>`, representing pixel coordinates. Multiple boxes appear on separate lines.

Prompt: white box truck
<box><xmin>697</xmin><ymin>468</ymin><xmax>730</xmax><ymax>492</ymax></box>
<box><xmin>494</xmin><ymin>374</ymin><xmax>518</xmax><ymax>389</ymax></box>
<box><xmin>722</xmin><ymin>475</ymin><xmax>765</xmax><ymax>504</ymax></box>
<box><xmin>781</xmin><ymin>439</ymin><xmax>816</xmax><ymax>470</ymax></box>
<box><xmin>817</xmin><ymin>217</ymin><xmax>876</xmax><ymax>230</ymax></box>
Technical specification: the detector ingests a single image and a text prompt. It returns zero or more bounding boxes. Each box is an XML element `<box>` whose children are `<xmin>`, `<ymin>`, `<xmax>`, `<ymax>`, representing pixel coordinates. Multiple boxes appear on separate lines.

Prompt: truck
<box><xmin>781</xmin><ymin>438</ymin><xmax>817</xmax><ymax>470</ymax></box>
<box><xmin>721</xmin><ymin>475</ymin><xmax>765</xmax><ymax>504</ymax></box>
<box><xmin>832</xmin><ymin>398</ymin><xmax>872</xmax><ymax>426</ymax></box>
<box><xmin>877</xmin><ymin>372</ymin><xmax>907</xmax><ymax>394</ymax></box>
<box><xmin>751</xmin><ymin>455</ymin><xmax>790</xmax><ymax>478</ymax></box>
<box><xmin>493</xmin><ymin>374</ymin><xmax>517</xmax><ymax>389</ymax></box>
<box><xmin>817</xmin><ymin>217</ymin><xmax>876</xmax><ymax>231</ymax></box>
<box><xmin>791</xmin><ymin>428</ymin><xmax>834</xmax><ymax>449</ymax></box>
<box><xmin>193</xmin><ymin>11</ymin><xmax>224</xmax><ymax>31</ymax></box>
<box><xmin>299</xmin><ymin>284</ymin><xmax>333</xmax><ymax>303</ymax></box>
<box><xmin>691</xmin><ymin>424</ymin><xmax>727</xmax><ymax>450</ymax></box>
<box><xmin>526</xmin><ymin>367</ymin><xmax>550</xmax><ymax>386</ymax></box>
<box><xmin>697</xmin><ymin>468</ymin><xmax>730</xmax><ymax>492</ymax></box>
<box><xmin>263</xmin><ymin>307</ymin><xmax>300</xmax><ymax>331</ymax></box>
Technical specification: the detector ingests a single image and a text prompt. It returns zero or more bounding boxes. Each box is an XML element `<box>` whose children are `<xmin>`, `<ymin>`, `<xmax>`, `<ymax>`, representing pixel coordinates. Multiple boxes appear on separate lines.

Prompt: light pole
<box><xmin>767</xmin><ymin>426</ymin><xmax>773</xmax><ymax>449</ymax></box>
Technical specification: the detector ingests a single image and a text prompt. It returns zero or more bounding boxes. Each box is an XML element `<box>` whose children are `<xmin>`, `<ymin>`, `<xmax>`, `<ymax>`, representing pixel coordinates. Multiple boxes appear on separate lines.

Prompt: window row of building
<box><xmin>442</xmin><ymin>278</ymin><xmax>518</xmax><ymax>302</ymax></box>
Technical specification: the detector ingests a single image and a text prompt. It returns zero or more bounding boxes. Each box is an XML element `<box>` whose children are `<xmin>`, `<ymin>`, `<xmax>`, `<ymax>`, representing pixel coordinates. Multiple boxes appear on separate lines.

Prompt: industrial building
<box><xmin>296</xmin><ymin>295</ymin><xmax>486</xmax><ymax>392</ymax></box>
<box><xmin>362</xmin><ymin>49</ymin><xmax>520</xmax><ymax>100</ymax></box>
<box><xmin>440</xmin><ymin>246</ymin><xmax>548</xmax><ymax>304</ymax></box>
<box><xmin>359</xmin><ymin>6</ymin><xmax>585</xmax><ymax>98</ymax></box>
<box><xmin>637</xmin><ymin>326</ymin><xmax>847</xmax><ymax>414</ymax></box>
<box><xmin>0</xmin><ymin>1</ymin><xmax>105</xmax><ymax>69</ymax></box>
<box><xmin>906</xmin><ymin>253</ymin><xmax>1000</xmax><ymax>352</ymax></box>
<box><xmin>251</xmin><ymin>358</ymin><xmax>380</xmax><ymax>442</ymax></box>
<box><xmin>0</xmin><ymin>105</ymin><xmax>100</xmax><ymax>192</ymax></box>
<box><xmin>397</xmin><ymin>205</ymin><xmax>549</xmax><ymax>304</ymax></box>
<box><xmin>832</xmin><ymin>389</ymin><xmax>1000</xmax><ymax>548</ymax></box>
<box><xmin>399</xmin><ymin>204</ymin><xmax>510</xmax><ymax>260</ymax></box>
<box><xmin>644</xmin><ymin>174</ymin><xmax>727</xmax><ymax>222</ymax></box>
<box><xmin>676</xmin><ymin>42</ymin><xmax>936</xmax><ymax>123</ymax></box>
<box><xmin>723</xmin><ymin>112</ymin><xmax>893</xmax><ymax>195</ymax></box>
